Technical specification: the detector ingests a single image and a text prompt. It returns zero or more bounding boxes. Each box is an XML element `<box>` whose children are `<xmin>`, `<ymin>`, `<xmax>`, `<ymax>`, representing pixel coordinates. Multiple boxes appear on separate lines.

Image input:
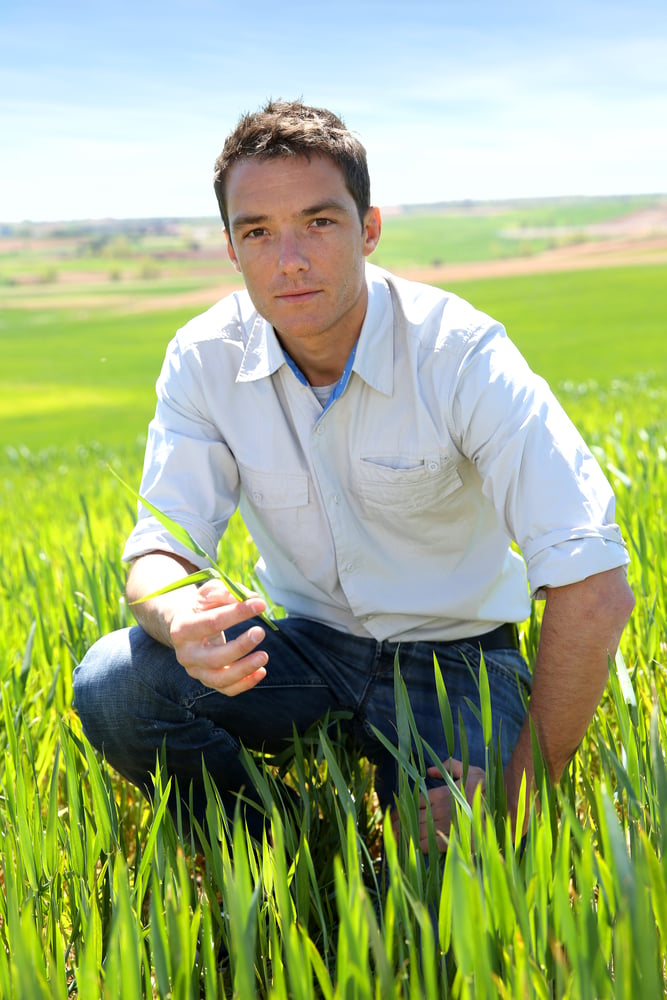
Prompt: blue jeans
<box><xmin>72</xmin><ymin>617</ymin><xmax>531</xmax><ymax>834</ymax></box>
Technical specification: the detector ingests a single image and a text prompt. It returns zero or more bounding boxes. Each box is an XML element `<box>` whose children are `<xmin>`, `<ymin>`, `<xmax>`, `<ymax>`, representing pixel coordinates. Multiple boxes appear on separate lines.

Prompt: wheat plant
<box><xmin>0</xmin><ymin>375</ymin><xmax>665</xmax><ymax>997</ymax></box>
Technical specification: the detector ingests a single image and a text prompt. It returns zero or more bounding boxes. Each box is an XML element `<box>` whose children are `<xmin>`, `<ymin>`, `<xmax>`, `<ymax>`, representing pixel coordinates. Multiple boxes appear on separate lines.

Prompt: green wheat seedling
<box><xmin>109</xmin><ymin>466</ymin><xmax>278</xmax><ymax>630</ymax></box>
<box><xmin>0</xmin><ymin>368</ymin><xmax>665</xmax><ymax>996</ymax></box>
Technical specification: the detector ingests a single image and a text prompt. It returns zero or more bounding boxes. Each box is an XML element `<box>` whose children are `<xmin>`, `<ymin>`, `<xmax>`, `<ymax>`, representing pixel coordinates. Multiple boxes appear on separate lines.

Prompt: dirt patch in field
<box><xmin>116</xmin><ymin>206</ymin><xmax>667</xmax><ymax>311</ymax></box>
<box><xmin>7</xmin><ymin>204</ymin><xmax>666</xmax><ymax>313</ymax></box>
<box><xmin>402</xmin><ymin>234</ymin><xmax>667</xmax><ymax>285</ymax></box>
<box><xmin>122</xmin><ymin>234</ymin><xmax>667</xmax><ymax>313</ymax></box>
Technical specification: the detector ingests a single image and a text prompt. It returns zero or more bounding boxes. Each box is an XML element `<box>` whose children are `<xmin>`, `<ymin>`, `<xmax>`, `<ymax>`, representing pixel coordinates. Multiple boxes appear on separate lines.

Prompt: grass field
<box><xmin>2</xmin><ymin>262</ymin><xmax>665</xmax><ymax>454</ymax></box>
<box><xmin>1</xmin><ymin>200</ymin><xmax>666</xmax><ymax>996</ymax></box>
<box><xmin>372</xmin><ymin>194</ymin><xmax>660</xmax><ymax>269</ymax></box>
<box><xmin>2</xmin><ymin>193</ymin><xmax>658</xmax><ymax>284</ymax></box>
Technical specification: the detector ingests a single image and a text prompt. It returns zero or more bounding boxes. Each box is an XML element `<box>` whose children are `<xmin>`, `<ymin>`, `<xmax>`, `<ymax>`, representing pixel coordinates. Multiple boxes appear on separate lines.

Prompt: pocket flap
<box><xmin>239</xmin><ymin>463</ymin><xmax>310</xmax><ymax>509</ymax></box>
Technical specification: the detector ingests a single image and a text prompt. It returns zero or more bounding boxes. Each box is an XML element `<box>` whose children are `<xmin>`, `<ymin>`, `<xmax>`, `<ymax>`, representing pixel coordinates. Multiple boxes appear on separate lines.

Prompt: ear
<box><xmin>362</xmin><ymin>206</ymin><xmax>382</xmax><ymax>257</ymax></box>
<box><xmin>224</xmin><ymin>230</ymin><xmax>242</xmax><ymax>272</ymax></box>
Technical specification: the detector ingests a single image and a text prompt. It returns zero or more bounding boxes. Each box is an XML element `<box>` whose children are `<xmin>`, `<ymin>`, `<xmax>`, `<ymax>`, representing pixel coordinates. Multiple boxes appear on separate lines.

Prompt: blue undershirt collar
<box><xmin>282</xmin><ymin>343</ymin><xmax>358</xmax><ymax>412</ymax></box>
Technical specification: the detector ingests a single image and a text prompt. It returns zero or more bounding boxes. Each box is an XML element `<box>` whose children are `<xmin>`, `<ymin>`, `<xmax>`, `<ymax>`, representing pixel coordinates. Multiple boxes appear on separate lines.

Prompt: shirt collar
<box><xmin>236</xmin><ymin>311</ymin><xmax>286</xmax><ymax>382</ymax></box>
<box><xmin>235</xmin><ymin>263</ymin><xmax>394</xmax><ymax>396</ymax></box>
<box><xmin>351</xmin><ymin>264</ymin><xmax>394</xmax><ymax>397</ymax></box>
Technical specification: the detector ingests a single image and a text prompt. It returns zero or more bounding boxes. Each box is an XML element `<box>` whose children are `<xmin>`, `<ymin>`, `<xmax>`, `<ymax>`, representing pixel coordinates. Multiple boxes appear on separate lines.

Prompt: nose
<box><xmin>278</xmin><ymin>231</ymin><xmax>309</xmax><ymax>274</ymax></box>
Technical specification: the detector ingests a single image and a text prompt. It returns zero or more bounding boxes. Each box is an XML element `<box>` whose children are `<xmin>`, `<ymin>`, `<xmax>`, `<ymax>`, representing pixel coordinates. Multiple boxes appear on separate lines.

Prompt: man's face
<box><xmin>225</xmin><ymin>155</ymin><xmax>381</xmax><ymax>360</ymax></box>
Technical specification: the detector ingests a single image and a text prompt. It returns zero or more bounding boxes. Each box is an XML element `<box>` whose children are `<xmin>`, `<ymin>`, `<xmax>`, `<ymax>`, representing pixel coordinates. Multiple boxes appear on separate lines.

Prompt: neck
<box><xmin>276</xmin><ymin>327</ymin><xmax>360</xmax><ymax>386</ymax></box>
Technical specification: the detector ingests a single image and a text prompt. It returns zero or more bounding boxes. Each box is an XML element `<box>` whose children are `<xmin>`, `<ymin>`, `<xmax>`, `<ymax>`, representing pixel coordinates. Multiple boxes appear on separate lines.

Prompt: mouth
<box><xmin>274</xmin><ymin>288</ymin><xmax>321</xmax><ymax>304</ymax></box>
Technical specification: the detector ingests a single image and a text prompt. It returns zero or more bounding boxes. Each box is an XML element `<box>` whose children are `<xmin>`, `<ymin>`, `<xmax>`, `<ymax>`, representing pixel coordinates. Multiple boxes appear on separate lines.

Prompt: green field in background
<box><xmin>1</xmin><ymin>262</ymin><xmax>664</xmax><ymax>455</ymax></box>
<box><xmin>1</xmin><ymin>203</ymin><xmax>666</xmax><ymax>995</ymax></box>
<box><xmin>448</xmin><ymin>264</ymin><xmax>666</xmax><ymax>385</ymax></box>
<box><xmin>1</xmin><ymin>193</ymin><xmax>658</xmax><ymax>285</ymax></box>
<box><xmin>373</xmin><ymin>194</ymin><xmax>657</xmax><ymax>268</ymax></box>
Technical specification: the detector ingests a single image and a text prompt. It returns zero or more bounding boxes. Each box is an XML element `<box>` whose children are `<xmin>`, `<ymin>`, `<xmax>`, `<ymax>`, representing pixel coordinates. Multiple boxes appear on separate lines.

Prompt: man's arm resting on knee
<box><xmin>126</xmin><ymin>551</ymin><xmax>202</xmax><ymax>648</ymax></box>
<box><xmin>125</xmin><ymin>552</ymin><xmax>270</xmax><ymax>696</ymax></box>
<box><xmin>504</xmin><ymin>565</ymin><xmax>635</xmax><ymax>832</ymax></box>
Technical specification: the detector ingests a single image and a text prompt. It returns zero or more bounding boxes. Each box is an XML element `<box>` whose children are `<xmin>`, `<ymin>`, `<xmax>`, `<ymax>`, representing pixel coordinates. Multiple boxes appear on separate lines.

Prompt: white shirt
<box><xmin>124</xmin><ymin>263</ymin><xmax>628</xmax><ymax>642</ymax></box>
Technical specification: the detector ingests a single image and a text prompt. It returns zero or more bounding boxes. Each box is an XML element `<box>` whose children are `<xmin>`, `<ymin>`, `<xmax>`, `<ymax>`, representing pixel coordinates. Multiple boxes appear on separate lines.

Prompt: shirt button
<box><xmin>316</xmin><ymin>425</ymin><xmax>325</xmax><ymax>435</ymax></box>
<box><xmin>427</xmin><ymin>461</ymin><xmax>439</xmax><ymax>472</ymax></box>
<box><xmin>252</xmin><ymin>491</ymin><xmax>262</xmax><ymax>502</ymax></box>
<box><xmin>333</xmin><ymin>494</ymin><xmax>341</xmax><ymax>504</ymax></box>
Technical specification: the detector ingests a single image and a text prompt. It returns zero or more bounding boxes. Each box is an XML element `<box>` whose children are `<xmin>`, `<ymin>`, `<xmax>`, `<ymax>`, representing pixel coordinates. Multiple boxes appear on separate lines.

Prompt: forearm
<box><xmin>505</xmin><ymin>566</ymin><xmax>635</xmax><ymax>823</ymax></box>
<box><xmin>126</xmin><ymin>551</ymin><xmax>201</xmax><ymax>648</ymax></box>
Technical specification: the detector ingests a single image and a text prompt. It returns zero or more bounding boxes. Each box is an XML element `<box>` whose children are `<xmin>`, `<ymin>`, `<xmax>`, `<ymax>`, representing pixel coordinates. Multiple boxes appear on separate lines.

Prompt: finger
<box><xmin>181</xmin><ymin>620</ymin><xmax>265</xmax><ymax>663</ymax></box>
<box><xmin>196</xmin><ymin>581</ymin><xmax>264</xmax><ymax>610</ymax></box>
<box><xmin>208</xmin><ymin>623</ymin><xmax>266</xmax><ymax>662</ymax></box>
<box><xmin>426</xmin><ymin>757</ymin><xmax>464</xmax><ymax>781</ymax></box>
<box><xmin>464</xmin><ymin>773</ymin><xmax>487</xmax><ymax>802</ymax></box>
<box><xmin>176</xmin><ymin>596</ymin><xmax>267</xmax><ymax>645</ymax></box>
<box><xmin>196</xmin><ymin>646</ymin><xmax>269</xmax><ymax>695</ymax></box>
<box><xmin>418</xmin><ymin>815</ymin><xmax>450</xmax><ymax>854</ymax></box>
<box><xmin>214</xmin><ymin>663</ymin><xmax>268</xmax><ymax>697</ymax></box>
<box><xmin>195</xmin><ymin>580</ymin><xmax>236</xmax><ymax>605</ymax></box>
<box><xmin>196</xmin><ymin>596</ymin><xmax>267</xmax><ymax>630</ymax></box>
<box><xmin>180</xmin><ymin>624</ymin><xmax>267</xmax><ymax>686</ymax></box>
<box><xmin>202</xmin><ymin>630</ymin><xmax>226</xmax><ymax>648</ymax></box>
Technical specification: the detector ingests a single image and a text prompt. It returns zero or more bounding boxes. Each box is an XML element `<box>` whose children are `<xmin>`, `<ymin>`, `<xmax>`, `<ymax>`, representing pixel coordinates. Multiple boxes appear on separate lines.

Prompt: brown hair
<box><xmin>213</xmin><ymin>99</ymin><xmax>371</xmax><ymax>232</ymax></box>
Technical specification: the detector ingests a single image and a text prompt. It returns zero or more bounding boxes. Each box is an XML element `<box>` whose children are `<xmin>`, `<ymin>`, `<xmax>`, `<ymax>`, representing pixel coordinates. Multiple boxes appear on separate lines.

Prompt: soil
<box><xmin>128</xmin><ymin>205</ymin><xmax>667</xmax><ymax>312</ymax></box>
<box><xmin>8</xmin><ymin>205</ymin><xmax>667</xmax><ymax>314</ymax></box>
<box><xmin>402</xmin><ymin>234</ymin><xmax>667</xmax><ymax>285</ymax></box>
<box><xmin>127</xmin><ymin>232</ymin><xmax>667</xmax><ymax>315</ymax></box>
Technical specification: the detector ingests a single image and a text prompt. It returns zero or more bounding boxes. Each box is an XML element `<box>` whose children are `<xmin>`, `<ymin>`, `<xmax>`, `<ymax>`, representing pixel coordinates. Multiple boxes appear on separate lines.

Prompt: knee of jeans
<box><xmin>72</xmin><ymin>629</ymin><xmax>135</xmax><ymax>736</ymax></box>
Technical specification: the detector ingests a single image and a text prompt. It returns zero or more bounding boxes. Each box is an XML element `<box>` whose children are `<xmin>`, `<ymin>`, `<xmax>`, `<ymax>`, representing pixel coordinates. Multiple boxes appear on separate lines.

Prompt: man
<box><xmin>73</xmin><ymin>100</ymin><xmax>634</xmax><ymax>849</ymax></box>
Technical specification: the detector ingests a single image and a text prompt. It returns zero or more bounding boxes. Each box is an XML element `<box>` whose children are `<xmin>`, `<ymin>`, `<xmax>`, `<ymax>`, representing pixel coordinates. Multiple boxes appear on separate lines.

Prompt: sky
<box><xmin>1</xmin><ymin>0</ymin><xmax>666</xmax><ymax>223</ymax></box>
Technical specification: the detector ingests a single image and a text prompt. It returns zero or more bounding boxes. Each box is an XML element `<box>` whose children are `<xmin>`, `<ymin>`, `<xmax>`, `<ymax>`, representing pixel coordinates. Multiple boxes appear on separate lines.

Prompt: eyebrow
<box><xmin>230</xmin><ymin>199</ymin><xmax>352</xmax><ymax>232</ymax></box>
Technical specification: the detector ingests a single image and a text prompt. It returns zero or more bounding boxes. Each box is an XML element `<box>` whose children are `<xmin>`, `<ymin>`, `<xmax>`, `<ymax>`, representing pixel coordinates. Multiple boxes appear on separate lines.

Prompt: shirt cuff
<box><xmin>525</xmin><ymin>528</ymin><xmax>629</xmax><ymax>599</ymax></box>
<box><xmin>122</xmin><ymin>517</ymin><xmax>216</xmax><ymax>569</ymax></box>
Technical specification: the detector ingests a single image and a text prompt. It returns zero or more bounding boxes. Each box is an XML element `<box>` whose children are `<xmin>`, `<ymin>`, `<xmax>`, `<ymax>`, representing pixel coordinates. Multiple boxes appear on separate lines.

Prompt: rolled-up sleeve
<box><xmin>122</xmin><ymin>333</ymin><xmax>241</xmax><ymax>567</ymax></box>
<box><xmin>451</xmin><ymin>323</ymin><xmax>629</xmax><ymax>597</ymax></box>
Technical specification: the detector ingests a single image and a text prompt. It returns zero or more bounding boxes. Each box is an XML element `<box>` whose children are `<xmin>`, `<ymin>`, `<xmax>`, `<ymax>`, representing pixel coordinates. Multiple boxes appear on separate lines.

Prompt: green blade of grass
<box><xmin>433</xmin><ymin>653</ymin><xmax>455</xmax><ymax>758</ymax></box>
<box><xmin>216</xmin><ymin>568</ymin><xmax>279</xmax><ymax>630</ymax></box>
<box><xmin>110</xmin><ymin>465</ymin><xmax>278</xmax><ymax>629</ymax></box>
<box><xmin>130</xmin><ymin>568</ymin><xmax>214</xmax><ymax>603</ymax></box>
<box><xmin>478</xmin><ymin>649</ymin><xmax>492</xmax><ymax>747</ymax></box>
<box><xmin>109</xmin><ymin>465</ymin><xmax>214</xmax><ymax>564</ymax></box>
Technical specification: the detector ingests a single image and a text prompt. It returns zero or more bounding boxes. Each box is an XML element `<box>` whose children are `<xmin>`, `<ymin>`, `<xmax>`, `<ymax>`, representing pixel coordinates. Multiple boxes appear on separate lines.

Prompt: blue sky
<box><xmin>1</xmin><ymin>0</ymin><xmax>666</xmax><ymax>222</ymax></box>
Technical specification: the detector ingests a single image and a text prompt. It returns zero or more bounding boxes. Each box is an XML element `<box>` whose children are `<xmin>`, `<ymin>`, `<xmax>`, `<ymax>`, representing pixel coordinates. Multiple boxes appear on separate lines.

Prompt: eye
<box><xmin>310</xmin><ymin>217</ymin><xmax>334</xmax><ymax>229</ymax></box>
<box><xmin>243</xmin><ymin>227</ymin><xmax>268</xmax><ymax>240</ymax></box>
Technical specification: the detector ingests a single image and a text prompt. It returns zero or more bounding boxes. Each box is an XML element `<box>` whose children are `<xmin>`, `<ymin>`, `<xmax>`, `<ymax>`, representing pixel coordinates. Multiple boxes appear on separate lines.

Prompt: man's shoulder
<box><xmin>367</xmin><ymin>261</ymin><xmax>447</xmax><ymax>307</ymax></box>
<box><xmin>367</xmin><ymin>263</ymin><xmax>500</xmax><ymax>349</ymax></box>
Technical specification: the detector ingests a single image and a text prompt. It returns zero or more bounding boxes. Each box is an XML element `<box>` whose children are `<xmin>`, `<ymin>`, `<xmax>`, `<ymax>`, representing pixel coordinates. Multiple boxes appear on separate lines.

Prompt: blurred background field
<box><xmin>1</xmin><ymin>196</ymin><xmax>666</xmax><ymax>996</ymax></box>
<box><xmin>2</xmin><ymin>193</ymin><xmax>666</xmax><ymax>456</ymax></box>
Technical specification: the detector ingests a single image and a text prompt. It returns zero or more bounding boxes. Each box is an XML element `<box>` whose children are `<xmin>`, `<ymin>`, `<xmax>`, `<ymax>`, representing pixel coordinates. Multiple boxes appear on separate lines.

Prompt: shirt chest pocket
<box><xmin>239</xmin><ymin>463</ymin><xmax>310</xmax><ymax>510</ymax></box>
<box><xmin>357</xmin><ymin>456</ymin><xmax>463</xmax><ymax>515</ymax></box>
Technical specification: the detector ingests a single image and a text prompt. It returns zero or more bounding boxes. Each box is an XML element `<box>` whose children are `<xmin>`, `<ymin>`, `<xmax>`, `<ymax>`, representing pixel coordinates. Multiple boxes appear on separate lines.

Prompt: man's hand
<box><xmin>126</xmin><ymin>552</ymin><xmax>269</xmax><ymax>697</ymax></box>
<box><xmin>169</xmin><ymin>580</ymin><xmax>269</xmax><ymax>696</ymax></box>
<box><xmin>390</xmin><ymin>757</ymin><xmax>486</xmax><ymax>853</ymax></box>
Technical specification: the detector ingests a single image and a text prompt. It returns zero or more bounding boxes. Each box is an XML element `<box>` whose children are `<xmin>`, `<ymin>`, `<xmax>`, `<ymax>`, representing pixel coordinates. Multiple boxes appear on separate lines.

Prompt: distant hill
<box><xmin>1</xmin><ymin>194</ymin><xmax>665</xmax><ymax>304</ymax></box>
